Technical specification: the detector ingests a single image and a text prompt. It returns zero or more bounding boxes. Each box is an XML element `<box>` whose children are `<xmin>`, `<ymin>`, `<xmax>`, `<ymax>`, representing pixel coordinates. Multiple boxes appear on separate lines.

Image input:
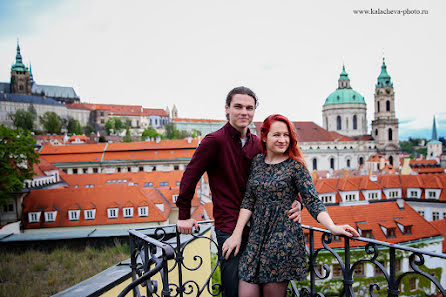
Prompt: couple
<box><xmin>176</xmin><ymin>87</ymin><xmax>359</xmax><ymax>297</ymax></box>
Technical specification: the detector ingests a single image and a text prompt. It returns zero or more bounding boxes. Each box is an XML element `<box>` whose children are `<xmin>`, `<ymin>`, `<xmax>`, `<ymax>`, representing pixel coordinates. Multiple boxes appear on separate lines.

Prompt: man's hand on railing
<box><xmin>177</xmin><ymin>218</ymin><xmax>199</xmax><ymax>234</ymax></box>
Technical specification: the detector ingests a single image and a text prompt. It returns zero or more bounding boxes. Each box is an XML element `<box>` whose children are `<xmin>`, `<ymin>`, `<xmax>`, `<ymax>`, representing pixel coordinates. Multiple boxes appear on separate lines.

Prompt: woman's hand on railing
<box><xmin>177</xmin><ymin>218</ymin><xmax>199</xmax><ymax>234</ymax></box>
<box><xmin>328</xmin><ymin>224</ymin><xmax>360</xmax><ymax>237</ymax></box>
<box><xmin>222</xmin><ymin>233</ymin><xmax>242</xmax><ymax>260</ymax></box>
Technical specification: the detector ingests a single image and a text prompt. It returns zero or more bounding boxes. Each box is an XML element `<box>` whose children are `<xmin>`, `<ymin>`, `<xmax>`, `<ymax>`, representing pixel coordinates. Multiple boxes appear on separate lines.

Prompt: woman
<box><xmin>222</xmin><ymin>114</ymin><xmax>359</xmax><ymax>297</ymax></box>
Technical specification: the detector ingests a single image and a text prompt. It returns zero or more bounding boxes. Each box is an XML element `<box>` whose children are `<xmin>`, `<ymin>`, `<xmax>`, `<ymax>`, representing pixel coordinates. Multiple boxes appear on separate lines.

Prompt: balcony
<box><xmin>55</xmin><ymin>221</ymin><xmax>446</xmax><ymax>297</ymax></box>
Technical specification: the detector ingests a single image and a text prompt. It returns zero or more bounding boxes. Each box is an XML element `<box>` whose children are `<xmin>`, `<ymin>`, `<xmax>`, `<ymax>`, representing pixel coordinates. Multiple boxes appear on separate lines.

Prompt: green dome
<box><xmin>324</xmin><ymin>88</ymin><xmax>366</xmax><ymax>105</ymax></box>
<box><xmin>324</xmin><ymin>65</ymin><xmax>365</xmax><ymax>105</ymax></box>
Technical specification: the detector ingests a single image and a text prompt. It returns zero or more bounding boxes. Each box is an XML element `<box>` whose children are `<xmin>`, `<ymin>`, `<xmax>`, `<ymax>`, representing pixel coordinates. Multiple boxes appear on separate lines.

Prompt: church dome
<box><xmin>324</xmin><ymin>88</ymin><xmax>365</xmax><ymax>105</ymax></box>
<box><xmin>323</xmin><ymin>65</ymin><xmax>365</xmax><ymax>106</ymax></box>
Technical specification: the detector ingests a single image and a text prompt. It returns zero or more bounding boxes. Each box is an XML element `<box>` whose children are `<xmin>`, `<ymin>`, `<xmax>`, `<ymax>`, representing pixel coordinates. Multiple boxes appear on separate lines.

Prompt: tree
<box><xmin>141</xmin><ymin>126</ymin><xmax>162</xmax><ymax>141</ymax></box>
<box><xmin>164</xmin><ymin>123</ymin><xmax>191</xmax><ymax>139</ymax></box>
<box><xmin>83</xmin><ymin>124</ymin><xmax>95</xmax><ymax>135</ymax></box>
<box><xmin>10</xmin><ymin>109</ymin><xmax>35</xmax><ymax>131</ymax></box>
<box><xmin>122</xmin><ymin>129</ymin><xmax>133</xmax><ymax>142</ymax></box>
<box><xmin>0</xmin><ymin>126</ymin><xmax>39</xmax><ymax>205</ymax></box>
<box><xmin>67</xmin><ymin>118</ymin><xmax>83</xmax><ymax>135</ymax></box>
<box><xmin>40</xmin><ymin>111</ymin><xmax>62</xmax><ymax>134</ymax></box>
<box><xmin>105</xmin><ymin>117</ymin><xmax>126</xmax><ymax>135</ymax></box>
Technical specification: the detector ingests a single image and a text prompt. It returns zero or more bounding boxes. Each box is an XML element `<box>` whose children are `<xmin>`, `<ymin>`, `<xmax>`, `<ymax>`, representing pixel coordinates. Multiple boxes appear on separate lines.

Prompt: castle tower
<box><xmin>322</xmin><ymin>65</ymin><xmax>367</xmax><ymax>137</ymax></box>
<box><xmin>371</xmin><ymin>57</ymin><xmax>400</xmax><ymax>166</ymax></box>
<box><xmin>171</xmin><ymin>104</ymin><xmax>178</xmax><ymax>119</ymax></box>
<box><xmin>10</xmin><ymin>41</ymin><xmax>32</xmax><ymax>94</ymax></box>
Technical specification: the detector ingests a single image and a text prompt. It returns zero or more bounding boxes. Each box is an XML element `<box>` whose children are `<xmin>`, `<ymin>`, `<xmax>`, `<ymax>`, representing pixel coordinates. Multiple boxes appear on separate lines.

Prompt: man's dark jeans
<box><xmin>215</xmin><ymin>227</ymin><xmax>248</xmax><ymax>297</ymax></box>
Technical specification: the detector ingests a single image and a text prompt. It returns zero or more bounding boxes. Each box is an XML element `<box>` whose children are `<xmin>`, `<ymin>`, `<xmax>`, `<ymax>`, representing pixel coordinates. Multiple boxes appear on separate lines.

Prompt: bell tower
<box><xmin>371</xmin><ymin>57</ymin><xmax>399</xmax><ymax>166</ymax></box>
<box><xmin>10</xmin><ymin>41</ymin><xmax>32</xmax><ymax>95</ymax></box>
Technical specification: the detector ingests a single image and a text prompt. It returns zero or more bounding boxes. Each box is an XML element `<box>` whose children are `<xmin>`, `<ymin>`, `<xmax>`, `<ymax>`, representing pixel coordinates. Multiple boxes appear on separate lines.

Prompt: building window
<box><xmin>346</xmin><ymin>159</ymin><xmax>351</xmax><ymax>168</ymax></box>
<box><xmin>418</xmin><ymin>210</ymin><xmax>424</xmax><ymax>217</ymax></box>
<box><xmin>68</xmin><ymin>210</ymin><xmax>80</xmax><ymax>221</ymax></box>
<box><xmin>345</xmin><ymin>194</ymin><xmax>357</xmax><ymax>202</ymax></box>
<box><xmin>312</xmin><ymin>158</ymin><xmax>317</xmax><ymax>171</ymax></box>
<box><xmin>427</xmin><ymin>191</ymin><xmax>437</xmax><ymax>199</ymax></box>
<box><xmin>93</xmin><ymin>168</ymin><xmax>98</xmax><ymax>173</ymax></box>
<box><xmin>28</xmin><ymin>212</ymin><xmax>41</xmax><ymax>223</ymax></box>
<box><xmin>353</xmin><ymin>115</ymin><xmax>357</xmax><ymax>130</ymax></box>
<box><xmin>388</xmin><ymin>128</ymin><xmax>393</xmax><ymax>141</ymax></box>
<box><xmin>409</xmin><ymin>278</ymin><xmax>417</xmax><ymax>291</ymax></box>
<box><xmin>44</xmin><ymin>211</ymin><xmax>57</xmax><ymax>222</ymax></box>
<box><xmin>176</xmin><ymin>181</ymin><xmax>181</xmax><ymax>186</ymax></box>
<box><xmin>433</xmin><ymin>212</ymin><xmax>440</xmax><ymax>221</ymax></box>
<box><xmin>101</xmin><ymin>119</ymin><xmax>105</xmax><ymax>124</ymax></box>
<box><xmin>138</xmin><ymin>206</ymin><xmax>148</xmax><ymax>217</ymax></box>
<box><xmin>410</xmin><ymin>191</ymin><xmax>419</xmax><ymax>198</ymax></box>
<box><xmin>160</xmin><ymin>182</ymin><xmax>169</xmax><ymax>187</ymax></box>
<box><xmin>353</xmin><ymin>263</ymin><xmax>365</xmax><ymax>276</ymax></box>
<box><xmin>388</xmin><ymin>191</ymin><xmax>399</xmax><ymax>198</ymax></box>
<box><xmin>123</xmin><ymin>207</ymin><xmax>134</xmax><ymax>218</ymax></box>
<box><xmin>85</xmin><ymin>209</ymin><xmax>96</xmax><ymax>220</ymax></box>
<box><xmin>368</xmin><ymin>192</ymin><xmax>379</xmax><ymax>200</ymax></box>
<box><xmin>386</xmin><ymin>100</ymin><xmax>390</xmax><ymax>112</ymax></box>
<box><xmin>332</xmin><ymin>264</ymin><xmax>342</xmax><ymax>278</ymax></box>
<box><xmin>73</xmin><ymin>168</ymin><xmax>78</xmax><ymax>174</ymax></box>
<box><xmin>174</xmin><ymin>165</ymin><xmax>179</xmax><ymax>170</ymax></box>
<box><xmin>443</xmin><ymin>212</ymin><xmax>446</xmax><ymax>220</ymax></box>
<box><xmin>362</xmin><ymin>230</ymin><xmax>373</xmax><ymax>238</ymax></box>
<box><xmin>377</xmin><ymin>101</ymin><xmax>381</xmax><ymax>113</ymax></box>
<box><xmin>144</xmin><ymin>182</ymin><xmax>153</xmax><ymax>187</ymax></box>
<box><xmin>337</xmin><ymin>116</ymin><xmax>342</xmax><ymax>130</ymax></box>
<box><xmin>320</xmin><ymin>195</ymin><xmax>333</xmax><ymax>203</ymax></box>
<box><xmin>107</xmin><ymin>208</ymin><xmax>118</xmax><ymax>219</ymax></box>
<box><xmin>385</xmin><ymin>227</ymin><xmax>396</xmax><ymax>238</ymax></box>
<box><xmin>139</xmin><ymin>166</ymin><xmax>144</xmax><ymax>172</ymax></box>
<box><xmin>359</xmin><ymin>157</ymin><xmax>364</xmax><ymax>165</ymax></box>
<box><xmin>127</xmin><ymin>167</ymin><xmax>131</xmax><ymax>172</ymax></box>
<box><xmin>85</xmin><ymin>184</ymin><xmax>94</xmax><ymax>188</ymax></box>
<box><xmin>375</xmin><ymin>261</ymin><xmax>386</xmax><ymax>275</ymax></box>
<box><xmin>3</xmin><ymin>203</ymin><xmax>14</xmax><ymax>213</ymax></box>
<box><xmin>330</xmin><ymin>158</ymin><xmax>335</xmax><ymax>170</ymax></box>
<box><xmin>172</xmin><ymin>195</ymin><xmax>179</xmax><ymax>204</ymax></box>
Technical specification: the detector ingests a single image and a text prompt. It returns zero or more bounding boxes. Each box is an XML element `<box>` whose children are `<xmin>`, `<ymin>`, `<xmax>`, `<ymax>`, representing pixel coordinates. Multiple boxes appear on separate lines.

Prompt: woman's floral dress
<box><xmin>238</xmin><ymin>154</ymin><xmax>326</xmax><ymax>284</ymax></box>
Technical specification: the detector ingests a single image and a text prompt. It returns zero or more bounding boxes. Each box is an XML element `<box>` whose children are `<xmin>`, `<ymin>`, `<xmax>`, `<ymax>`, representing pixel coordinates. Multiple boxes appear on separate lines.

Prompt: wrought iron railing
<box><xmin>119</xmin><ymin>221</ymin><xmax>446</xmax><ymax>297</ymax></box>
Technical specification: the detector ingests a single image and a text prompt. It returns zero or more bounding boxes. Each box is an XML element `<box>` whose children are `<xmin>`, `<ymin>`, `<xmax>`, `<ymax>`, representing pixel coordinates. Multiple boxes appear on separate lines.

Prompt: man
<box><xmin>176</xmin><ymin>86</ymin><xmax>301</xmax><ymax>297</ymax></box>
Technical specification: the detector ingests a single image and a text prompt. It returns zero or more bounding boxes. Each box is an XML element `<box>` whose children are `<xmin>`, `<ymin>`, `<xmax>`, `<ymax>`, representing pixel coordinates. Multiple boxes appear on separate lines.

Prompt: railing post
<box><xmin>129</xmin><ymin>234</ymin><xmax>137</xmax><ymax>297</ymax></box>
<box><xmin>343</xmin><ymin>237</ymin><xmax>353</xmax><ymax>297</ymax></box>
<box><xmin>175</xmin><ymin>229</ymin><xmax>184</xmax><ymax>297</ymax></box>
<box><xmin>388</xmin><ymin>247</ymin><xmax>399</xmax><ymax>297</ymax></box>
<box><xmin>309</xmin><ymin>229</ymin><xmax>316</xmax><ymax>296</ymax></box>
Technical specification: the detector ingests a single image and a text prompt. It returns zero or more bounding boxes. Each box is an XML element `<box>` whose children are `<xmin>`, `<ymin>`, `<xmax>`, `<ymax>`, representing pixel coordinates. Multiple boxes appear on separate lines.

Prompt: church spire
<box><xmin>432</xmin><ymin>115</ymin><xmax>438</xmax><ymax>141</ymax></box>
<box><xmin>11</xmin><ymin>39</ymin><xmax>27</xmax><ymax>72</ymax></box>
<box><xmin>376</xmin><ymin>57</ymin><xmax>393</xmax><ymax>88</ymax></box>
<box><xmin>338</xmin><ymin>65</ymin><xmax>351</xmax><ymax>89</ymax></box>
<box><xmin>29</xmin><ymin>63</ymin><xmax>34</xmax><ymax>83</ymax></box>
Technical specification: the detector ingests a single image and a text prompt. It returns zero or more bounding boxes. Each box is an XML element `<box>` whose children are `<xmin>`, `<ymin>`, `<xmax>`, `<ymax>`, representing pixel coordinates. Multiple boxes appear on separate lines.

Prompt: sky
<box><xmin>0</xmin><ymin>0</ymin><xmax>445</xmax><ymax>140</ymax></box>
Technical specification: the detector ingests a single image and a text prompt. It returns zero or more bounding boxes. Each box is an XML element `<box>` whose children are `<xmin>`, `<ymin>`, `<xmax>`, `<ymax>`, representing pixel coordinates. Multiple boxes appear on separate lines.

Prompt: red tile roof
<box><xmin>65</xmin><ymin>103</ymin><xmax>168</xmax><ymax>117</ymax></box>
<box><xmin>22</xmin><ymin>186</ymin><xmax>168</xmax><ymax>229</ymax></box>
<box><xmin>302</xmin><ymin>201</ymin><xmax>441</xmax><ymax>249</ymax></box>
<box><xmin>430</xmin><ymin>219</ymin><xmax>446</xmax><ymax>253</ymax></box>
<box><xmin>172</xmin><ymin>118</ymin><xmax>225</xmax><ymax>123</ymax></box>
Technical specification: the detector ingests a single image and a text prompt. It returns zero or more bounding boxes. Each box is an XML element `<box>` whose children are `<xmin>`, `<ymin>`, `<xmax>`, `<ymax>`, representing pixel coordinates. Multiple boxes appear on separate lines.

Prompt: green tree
<box><xmin>141</xmin><ymin>126</ymin><xmax>162</xmax><ymax>141</ymax></box>
<box><xmin>83</xmin><ymin>124</ymin><xmax>95</xmax><ymax>135</ymax></box>
<box><xmin>105</xmin><ymin>117</ymin><xmax>126</xmax><ymax>135</ymax></box>
<box><xmin>122</xmin><ymin>129</ymin><xmax>133</xmax><ymax>142</ymax></box>
<box><xmin>399</xmin><ymin>140</ymin><xmax>413</xmax><ymax>153</ymax></box>
<box><xmin>164</xmin><ymin>123</ymin><xmax>191</xmax><ymax>139</ymax></box>
<box><xmin>10</xmin><ymin>109</ymin><xmax>35</xmax><ymax>131</ymax></box>
<box><xmin>67</xmin><ymin>118</ymin><xmax>83</xmax><ymax>135</ymax></box>
<box><xmin>40</xmin><ymin>111</ymin><xmax>62</xmax><ymax>134</ymax></box>
<box><xmin>0</xmin><ymin>126</ymin><xmax>39</xmax><ymax>205</ymax></box>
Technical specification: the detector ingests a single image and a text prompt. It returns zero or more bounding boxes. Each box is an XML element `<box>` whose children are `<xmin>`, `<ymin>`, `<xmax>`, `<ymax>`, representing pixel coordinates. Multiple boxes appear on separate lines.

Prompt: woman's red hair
<box><xmin>260</xmin><ymin>114</ymin><xmax>306</xmax><ymax>167</ymax></box>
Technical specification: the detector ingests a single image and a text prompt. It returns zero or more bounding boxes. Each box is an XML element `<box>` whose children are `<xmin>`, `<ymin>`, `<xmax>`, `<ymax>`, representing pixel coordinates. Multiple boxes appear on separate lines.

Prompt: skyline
<box><xmin>0</xmin><ymin>0</ymin><xmax>445</xmax><ymax>140</ymax></box>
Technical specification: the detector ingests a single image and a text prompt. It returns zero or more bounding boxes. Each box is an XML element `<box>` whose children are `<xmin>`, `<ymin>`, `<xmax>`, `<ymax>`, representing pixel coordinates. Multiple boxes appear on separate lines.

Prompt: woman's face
<box><xmin>265</xmin><ymin>121</ymin><xmax>290</xmax><ymax>156</ymax></box>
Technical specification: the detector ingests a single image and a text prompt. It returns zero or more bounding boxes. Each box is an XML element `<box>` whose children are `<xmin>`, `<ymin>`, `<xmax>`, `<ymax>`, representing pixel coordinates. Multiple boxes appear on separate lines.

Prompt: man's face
<box><xmin>225</xmin><ymin>94</ymin><xmax>256</xmax><ymax>131</ymax></box>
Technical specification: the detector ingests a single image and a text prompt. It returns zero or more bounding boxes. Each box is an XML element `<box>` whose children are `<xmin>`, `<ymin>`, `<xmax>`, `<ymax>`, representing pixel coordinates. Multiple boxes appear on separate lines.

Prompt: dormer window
<box><xmin>160</xmin><ymin>182</ymin><xmax>169</xmax><ymax>187</ymax></box>
<box><xmin>107</xmin><ymin>208</ymin><xmax>119</xmax><ymax>219</ymax></box>
<box><xmin>138</xmin><ymin>206</ymin><xmax>148</xmax><ymax>217</ymax></box>
<box><xmin>123</xmin><ymin>207</ymin><xmax>134</xmax><ymax>218</ymax></box>
<box><xmin>380</xmin><ymin>225</ymin><xmax>396</xmax><ymax>238</ymax></box>
<box><xmin>84</xmin><ymin>209</ymin><xmax>96</xmax><ymax>220</ymax></box>
<box><xmin>426</xmin><ymin>190</ymin><xmax>440</xmax><ymax>199</ymax></box>
<box><xmin>28</xmin><ymin>211</ymin><xmax>41</xmax><ymax>223</ymax></box>
<box><xmin>362</xmin><ymin>230</ymin><xmax>373</xmax><ymax>238</ymax></box>
<box><xmin>396</xmin><ymin>221</ymin><xmax>412</xmax><ymax>235</ymax></box>
<box><xmin>172</xmin><ymin>195</ymin><xmax>179</xmax><ymax>204</ymax></box>
<box><xmin>319</xmin><ymin>194</ymin><xmax>335</xmax><ymax>203</ymax></box>
<box><xmin>68</xmin><ymin>210</ymin><xmax>80</xmax><ymax>221</ymax></box>
<box><xmin>44</xmin><ymin>211</ymin><xmax>57</xmax><ymax>222</ymax></box>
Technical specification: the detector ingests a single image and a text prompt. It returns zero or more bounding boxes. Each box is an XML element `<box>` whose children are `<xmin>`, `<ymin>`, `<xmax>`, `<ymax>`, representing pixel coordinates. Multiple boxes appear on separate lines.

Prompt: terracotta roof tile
<box><xmin>302</xmin><ymin>201</ymin><xmax>440</xmax><ymax>249</ymax></box>
<box><xmin>172</xmin><ymin>118</ymin><xmax>225</xmax><ymax>123</ymax></box>
<box><xmin>430</xmin><ymin>219</ymin><xmax>446</xmax><ymax>253</ymax></box>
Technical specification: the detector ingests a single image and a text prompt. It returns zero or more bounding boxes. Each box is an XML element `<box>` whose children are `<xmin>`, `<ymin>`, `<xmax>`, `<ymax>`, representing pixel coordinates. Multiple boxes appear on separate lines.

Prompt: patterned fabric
<box><xmin>238</xmin><ymin>154</ymin><xmax>327</xmax><ymax>284</ymax></box>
